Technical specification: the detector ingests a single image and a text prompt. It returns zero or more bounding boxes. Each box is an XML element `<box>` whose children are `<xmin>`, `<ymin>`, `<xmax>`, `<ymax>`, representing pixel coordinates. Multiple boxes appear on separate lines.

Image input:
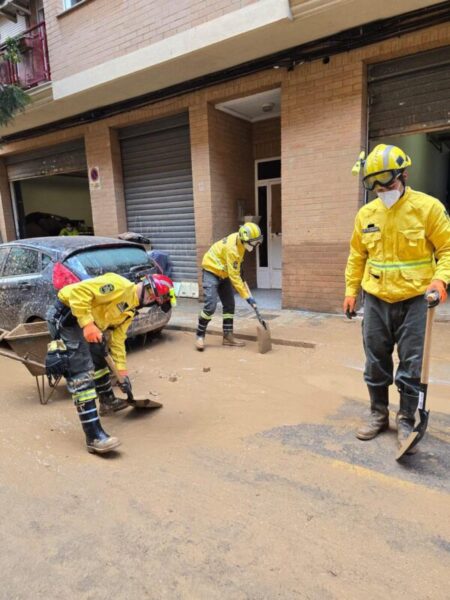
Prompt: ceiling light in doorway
<box><xmin>262</xmin><ymin>103</ymin><xmax>275</xmax><ymax>113</ymax></box>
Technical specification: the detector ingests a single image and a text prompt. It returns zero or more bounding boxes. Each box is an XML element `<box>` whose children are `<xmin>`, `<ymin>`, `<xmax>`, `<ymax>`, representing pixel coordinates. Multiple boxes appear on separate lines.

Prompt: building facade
<box><xmin>0</xmin><ymin>0</ymin><xmax>449</xmax><ymax>311</ymax></box>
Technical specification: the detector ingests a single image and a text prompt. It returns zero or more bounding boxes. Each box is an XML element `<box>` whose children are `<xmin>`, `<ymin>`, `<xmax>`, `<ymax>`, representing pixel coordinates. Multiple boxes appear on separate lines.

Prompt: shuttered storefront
<box><xmin>119</xmin><ymin>113</ymin><xmax>197</xmax><ymax>283</ymax></box>
<box><xmin>6</xmin><ymin>139</ymin><xmax>87</xmax><ymax>180</ymax></box>
<box><xmin>368</xmin><ymin>46</ymin><xmax>450</xmax><ymax>139</ymax></box>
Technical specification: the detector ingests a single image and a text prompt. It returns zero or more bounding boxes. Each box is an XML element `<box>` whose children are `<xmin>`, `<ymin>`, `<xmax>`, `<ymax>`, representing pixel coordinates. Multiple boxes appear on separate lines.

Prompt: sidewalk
<box><xmin>168</xmin><ymin>296</ymin><xmax>335</xmax><ymax>349</ymax></box>
<box><xmin>167</xmin><ymin>292</ymin><xmax>450</xmax><ymax>348</ymax></box>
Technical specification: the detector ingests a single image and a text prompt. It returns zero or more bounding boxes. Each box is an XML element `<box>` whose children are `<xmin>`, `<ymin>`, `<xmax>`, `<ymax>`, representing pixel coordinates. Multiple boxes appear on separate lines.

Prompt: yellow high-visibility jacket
<box><xmin>202</xmin><ymin>233</ymin><xmax>250</xmax><ymax>299</ymax></box>
<box><xmin>58</xmin><ymin>273</ymin><xmax>139</xmax><ymax>370</ymax></box>
<box><xmin>59</xmin><ymin>227</ymin><xmax>79</xmax><ymax>236</ymax></box>
<box><xmin>345</xmin><ymin>187</ymin><xmax>450</xmax><ymax>303</ymax></box>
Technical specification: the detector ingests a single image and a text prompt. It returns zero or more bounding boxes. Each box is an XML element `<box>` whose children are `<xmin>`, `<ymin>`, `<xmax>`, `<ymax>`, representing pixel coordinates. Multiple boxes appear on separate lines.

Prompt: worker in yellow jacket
<box><xmin>46</xmin><ymin>272</ymin><xmax>163</xmax><ymax>455</ymax></box>
<box><xmin>195</xmin><ymin>222</ymin><xmax>263</xmax><ymax>351</ymax></box>
<box><xmin>59</xmin><ymin>221</ymin><xmax>79</xmax><ymax>236</ymax></box>
<box><xmin>344</xmin><ymin>144</ymin><xmax>450</xmax><ymax>453</ymax></box>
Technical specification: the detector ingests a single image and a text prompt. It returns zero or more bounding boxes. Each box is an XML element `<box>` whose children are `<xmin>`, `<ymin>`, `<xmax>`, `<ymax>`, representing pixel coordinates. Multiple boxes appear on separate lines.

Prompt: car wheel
<box><xmin>149</xmin><ymin>327</ymin><xmax>164</xmax><ymax>338</ymax></box>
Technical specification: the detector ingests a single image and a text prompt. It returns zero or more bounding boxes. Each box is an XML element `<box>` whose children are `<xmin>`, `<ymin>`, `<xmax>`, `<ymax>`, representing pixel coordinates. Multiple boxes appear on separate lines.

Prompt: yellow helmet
<box><xmin>238</xmin><ymin>222</ymin><xmax>263</xmax><ymax>244</ymax></box>
<box><xmin>361</xmin><ymin>144</ymin><xmax>411</xmax><ymax>191</ymax></box>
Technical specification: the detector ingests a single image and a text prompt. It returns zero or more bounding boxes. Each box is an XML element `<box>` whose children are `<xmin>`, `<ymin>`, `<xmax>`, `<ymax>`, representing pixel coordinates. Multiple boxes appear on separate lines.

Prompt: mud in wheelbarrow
<box><xmin>0</xmin><ymin>321</ymin><xmax>59</xmax><ymax>404</ymax></box>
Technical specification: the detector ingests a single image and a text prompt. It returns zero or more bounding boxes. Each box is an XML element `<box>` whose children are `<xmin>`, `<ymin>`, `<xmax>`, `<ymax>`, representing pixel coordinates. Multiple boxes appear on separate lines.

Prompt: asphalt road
<box><xmin>1</xmin><ymin>322</ymin><xmax>450</xmax><ymax>599</ymax></box>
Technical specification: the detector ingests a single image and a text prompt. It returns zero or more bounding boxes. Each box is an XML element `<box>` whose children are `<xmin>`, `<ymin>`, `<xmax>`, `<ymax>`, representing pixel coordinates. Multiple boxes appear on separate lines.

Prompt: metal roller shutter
<box><xmin>368</xmin><ymin>46</ymin><xmax>450</xmax><ymax>139</ymax></box>
<box><xmin>120</xmin><ymin>113</ymin><xmax>197</xmax><ymax>282</ymax></box>
<box><xmin>6</xmin><ymin>139</ymin><xmax>87</xmax><ymax>180</ymax></box>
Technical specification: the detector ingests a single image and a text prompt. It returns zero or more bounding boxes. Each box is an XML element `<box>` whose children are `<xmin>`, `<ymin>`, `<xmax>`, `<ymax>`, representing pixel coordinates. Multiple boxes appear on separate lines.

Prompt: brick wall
<box><xmin>207</xmin><ymin>105</ymin><xmax>256</xmax><ymax>286</ymax></box>
<box><xmin>44</xmin><ymin>0</ymin><xmax>258</xmax><ymax>81</ymax></box>
<box><xmin>0</xmin><ymin>20</ymin><xmax>449</xmax><ymax>310</ymax></box>
<box><xmin>281</xmin><ymin>54</ymin><xmax>365</xmax><ymax>312</ymax></box>
<box><xmin>207</xmin><ymin>105</ymin><xmax>253</xmax><ymax>238</ymax></box>
<box><xmin>253</xmin><ymin>118</ymin><xmax>281</xmax><ymax>161</ymax></box>
<box><xmin>189</xmin><ymin>102</ymin><xmax>214</xmax><ymax>284</ymax></box>
<box><xmin>84</xmin><ymin>125</ymin><xmax>127</xmax><ymax>236</ymax></box>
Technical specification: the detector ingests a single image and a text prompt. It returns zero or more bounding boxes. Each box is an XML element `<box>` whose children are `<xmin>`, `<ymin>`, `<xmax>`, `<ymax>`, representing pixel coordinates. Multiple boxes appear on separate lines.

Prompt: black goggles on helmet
<box><xmin>363</xmin><ymin>169</ymin><xmax>403</xmax><ymax>191</ymax></box>
<box><xmin>246</xmin><ymin>237</ymin><xmax>263</xmax><ymax>248</ymax></box>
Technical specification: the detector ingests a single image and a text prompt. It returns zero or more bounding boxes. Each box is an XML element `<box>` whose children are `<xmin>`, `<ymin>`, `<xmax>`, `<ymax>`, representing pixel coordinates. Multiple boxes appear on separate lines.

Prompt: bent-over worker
<box><xmin>46</xmin><ymin>272</ymin><xmax>174</xmax><ymax>455</ymax></box>
<box><xmin>195</xmin><ymin>222</ymin><xmax>263</xmax><ymax>351</ymax></box>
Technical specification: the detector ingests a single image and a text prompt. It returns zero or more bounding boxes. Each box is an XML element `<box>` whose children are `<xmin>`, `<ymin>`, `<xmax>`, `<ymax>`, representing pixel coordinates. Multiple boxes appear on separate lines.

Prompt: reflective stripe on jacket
<box><xmin>58</xmin><ymin>273</ymin><xmax>139</xmax><ymax>369</ymax></box>
<box><xmin>201</xmin><ymin>233</ymin><xmax>249</xmax><ymax>299</ymax></box>
<box><xmin>345</xmin><ymin>187</ymin><xmax>450</xmax><ymax>303</ymax></box>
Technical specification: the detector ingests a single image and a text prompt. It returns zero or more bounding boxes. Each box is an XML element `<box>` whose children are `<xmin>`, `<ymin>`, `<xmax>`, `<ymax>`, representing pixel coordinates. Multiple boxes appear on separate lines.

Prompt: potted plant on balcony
<box><xmin>0</xmin><ymin>37</ymin><xmax>30</xmax><ymax>128</ymax></box>
<box><xmin>3</xmin><ymin>37</ymin><xmax>23</xmax><ymax>63</ymax></box>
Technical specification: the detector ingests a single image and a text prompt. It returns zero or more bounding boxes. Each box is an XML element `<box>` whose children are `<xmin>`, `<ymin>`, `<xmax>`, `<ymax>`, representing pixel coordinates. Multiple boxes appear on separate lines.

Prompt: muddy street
<box><xmin>1</xmin><ymin>319</ymin><xmax>450</xmax><ymax>599</ymax></box>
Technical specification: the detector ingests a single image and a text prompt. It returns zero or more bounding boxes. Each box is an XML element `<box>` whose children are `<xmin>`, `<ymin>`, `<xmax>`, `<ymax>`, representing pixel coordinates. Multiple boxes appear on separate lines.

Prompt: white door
<box><xmin>256</xmin><ymin>181</ymin><xmax>282</xmax><ymax>289</ymax></box>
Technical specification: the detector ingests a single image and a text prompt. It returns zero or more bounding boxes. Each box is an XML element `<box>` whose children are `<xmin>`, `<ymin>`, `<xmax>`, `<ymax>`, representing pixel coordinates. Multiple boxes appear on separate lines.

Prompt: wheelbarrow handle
<box><xmin>0</xmin><ymin>348</ymin><xmax>45</xmax><ymax>370</ymax></box>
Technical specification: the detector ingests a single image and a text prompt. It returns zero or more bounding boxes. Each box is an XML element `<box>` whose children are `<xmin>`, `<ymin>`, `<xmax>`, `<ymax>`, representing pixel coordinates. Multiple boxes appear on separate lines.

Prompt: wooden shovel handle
<box><xmin>104</xmin><ymin>352</ymin><xmax>124</xmax><ymax>383</ymax></box>
<box><xmin>421</xmin><ymin>305</ymin><xmax>435</xmax><ymax>385</ymax></box>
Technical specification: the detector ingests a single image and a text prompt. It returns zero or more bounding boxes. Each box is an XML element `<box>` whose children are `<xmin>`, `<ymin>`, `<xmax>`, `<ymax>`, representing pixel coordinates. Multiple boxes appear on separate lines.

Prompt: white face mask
<box><xmin>244</xmin><ymin>243</ymin><xmax>254</xmax><ymax>252</ymax></box>
<box><xmin>377</xmin><ymin>189</ymin><xmax>402</xmax><ymax>208</ymax></box>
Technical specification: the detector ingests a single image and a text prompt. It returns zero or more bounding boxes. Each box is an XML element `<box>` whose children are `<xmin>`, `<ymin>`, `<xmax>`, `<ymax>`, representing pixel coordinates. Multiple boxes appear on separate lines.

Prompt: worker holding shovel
<box><xmin>46</xmin><ymin>272</ymin><xmax>173</xmax><ymax>455</ymax></box>
<box><xmin>195</xmin><ymin>222</ymin><xmax>263</xmax><ymax>351</ymax></box>
<box><xmin>344</xmin><ymin>144</ymin><xmax>450</xmax><ymax>454</ymax></box>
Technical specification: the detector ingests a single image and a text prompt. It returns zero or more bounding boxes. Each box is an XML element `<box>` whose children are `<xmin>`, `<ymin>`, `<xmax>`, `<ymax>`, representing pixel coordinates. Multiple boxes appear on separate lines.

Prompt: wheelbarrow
<box><xmin>0</xmin><ymin>321</ymin><xmax>60</xmax><ymax>405</ymax></box>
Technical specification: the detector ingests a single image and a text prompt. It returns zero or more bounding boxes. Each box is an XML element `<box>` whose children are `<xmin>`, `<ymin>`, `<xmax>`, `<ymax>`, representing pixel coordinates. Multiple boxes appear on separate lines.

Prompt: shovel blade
<box><xmin>395</xmin><ymin>431</ymin><xmax>419</xmax><ymax>460</ymax></box>
<box><xmin>131</xmin><ymin>398</ymin><xmax>163</xmax><ymax>409</ymax></box>
<box><xmin>395</xmin><ymin>409</ymin><xmax>429</xmax><ymax>460</ymax></box>
<box><xmin>256</xmin><ymin>322</ymin><xmax>272</xmax><ymax>354</ymax></box>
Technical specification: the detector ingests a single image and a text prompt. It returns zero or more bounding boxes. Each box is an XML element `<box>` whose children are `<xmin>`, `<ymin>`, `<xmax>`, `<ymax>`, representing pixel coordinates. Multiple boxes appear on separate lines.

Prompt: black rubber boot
<box><xmin>396</xmin><ymin>391</ymin><xmax>419</xmax><ymax>455</ymax></box>
<box><xmin>196</xmin><ymin>311</ymin><xmax>212</xmax><ymax>339</ymax></box>
<box><xmin>95</xmin><ymin>371</ymin><xmax>129</xmax><ymax>416</ymax></box>
<box><xmin>356</xmin><ymin>386</ymin><xmax>389</xmax><ymax>440</ymax></box>
<box><xmin>76</xmin><ymin>398</ymin><xmax>121</xmax><ymax>454</ymax></box>
<box><xmin>99</xmin><ymin>393</ymin><xmax>130</xmax><ymax>416</ymax></box>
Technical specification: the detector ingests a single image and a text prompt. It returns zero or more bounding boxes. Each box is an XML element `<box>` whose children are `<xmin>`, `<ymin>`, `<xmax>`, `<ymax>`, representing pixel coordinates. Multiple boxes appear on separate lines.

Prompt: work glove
<box><xmin>83</xmin><ymin>322</ymin><xmax>103</xmax><ymax>343</ymax></box>
<box><xmin>117</xmin><ymin>372</ymin><xmax>132</xmax><ymax>395</ymax></box>
<box><xmin>246</xmin><ymin>296</ymin><xmax>257</xmax><ymax>308</ymax></box>
<box><xmin>343</xmin><ymin>296</ymin><xmax>357</xmax><ymax>319</ymax></box>
<box><xmin>45</xmin><ymin>340</ymin><xmax>69</xmax><ymax>377</ymax></box>
<box><xmin>425</xmin><ymin>280</ymin><xmax>447</xmax><ymax>305</ymax></box>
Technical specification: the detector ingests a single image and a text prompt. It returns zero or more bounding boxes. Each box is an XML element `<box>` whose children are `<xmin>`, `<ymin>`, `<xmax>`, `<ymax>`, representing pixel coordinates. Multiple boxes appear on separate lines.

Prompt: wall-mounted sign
<box><xmin>89</xmin><ymin>166</ymin><xmax>101</xmax><ymax>190</ymax></box>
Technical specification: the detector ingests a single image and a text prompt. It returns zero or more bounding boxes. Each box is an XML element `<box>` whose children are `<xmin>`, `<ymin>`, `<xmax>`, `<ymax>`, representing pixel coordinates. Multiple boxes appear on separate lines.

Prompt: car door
<box><xmin>0</xmin><ymin>247</ymin><xmax>11</xmax><ymax>329</ymax></box>
<box><xmin>0</xmin><ymin>246</ymin><xmax>43</xmax><ymax>330</ymax></box>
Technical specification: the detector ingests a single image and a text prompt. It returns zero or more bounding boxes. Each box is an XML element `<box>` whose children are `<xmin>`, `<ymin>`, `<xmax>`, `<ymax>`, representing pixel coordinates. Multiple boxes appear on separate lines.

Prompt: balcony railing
<box><xmin>0</xmin><ymin>22</ymin><xmax>51</xmax><ymax>90</ymax></box>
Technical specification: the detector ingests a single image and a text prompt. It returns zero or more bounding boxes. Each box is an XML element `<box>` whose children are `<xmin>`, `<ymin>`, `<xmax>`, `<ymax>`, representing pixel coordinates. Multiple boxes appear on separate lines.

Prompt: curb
<box><xmin>166</xmin><ymin>324</ymin><xmax>316</xmax><ymax>349</ymax></box>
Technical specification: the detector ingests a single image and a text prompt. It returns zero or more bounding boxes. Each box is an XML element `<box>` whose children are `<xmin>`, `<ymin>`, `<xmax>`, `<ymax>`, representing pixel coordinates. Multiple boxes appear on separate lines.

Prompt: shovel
<box><xmin>102</xmin><ymin>344</ymin><xmax>162</xmax><ymax>410</ymax></box>
<box><xmin>396</xmin><ymin>291</ymin><xmax>438</xmax><ymax>460</ymax></box>
<box><xmin>244</xmin><ymin>283</ymin><xmax>272</xmax><ymax>354</ymax></box>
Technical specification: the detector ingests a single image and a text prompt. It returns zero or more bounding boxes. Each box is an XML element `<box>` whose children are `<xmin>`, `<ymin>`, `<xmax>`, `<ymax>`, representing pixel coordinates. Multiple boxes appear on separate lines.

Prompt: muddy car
<box><xmin>0</xmin><ymin>236</ymin><xmax>172</xmax><ymax>334</ymax></box>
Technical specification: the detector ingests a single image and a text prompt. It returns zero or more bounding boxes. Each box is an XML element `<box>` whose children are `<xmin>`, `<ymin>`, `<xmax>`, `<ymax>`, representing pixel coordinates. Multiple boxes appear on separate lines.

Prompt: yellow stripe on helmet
<box><xmin>239</xmin><ymin>222</ymin><xmax>262</xmax><ymax>242</ymax></box>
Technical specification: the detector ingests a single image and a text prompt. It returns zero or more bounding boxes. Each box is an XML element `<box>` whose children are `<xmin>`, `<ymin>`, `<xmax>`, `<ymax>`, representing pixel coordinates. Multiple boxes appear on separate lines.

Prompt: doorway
<box><xmin>12</xmin><ymin>173</ymin><xmax>93</xmax><ymax>238</ymax></box>
<box><xmin>255</xmin><ymin>158</ymin><xmax>281</xmax><ymax>289</ymax></box>
<box><xmin>5</xmin><ymin>139</ymin><xmax>92</xmax><ymax>238</ymax></box>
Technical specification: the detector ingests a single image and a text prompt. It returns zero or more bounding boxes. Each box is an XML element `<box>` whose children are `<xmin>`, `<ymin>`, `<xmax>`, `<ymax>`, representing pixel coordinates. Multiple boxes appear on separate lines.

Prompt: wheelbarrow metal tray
<box><xmin>4</xmin><ymin>321</ymin><xmax>51</xmax><ymax>376</ymax></box>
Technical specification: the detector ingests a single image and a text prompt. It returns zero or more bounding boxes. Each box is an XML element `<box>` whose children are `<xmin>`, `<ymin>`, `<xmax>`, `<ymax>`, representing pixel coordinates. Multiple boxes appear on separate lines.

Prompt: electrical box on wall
<box><xmin>173</xmin><ymin>281</ymin><xmax>199</xmax><ymax>298</ymax></box>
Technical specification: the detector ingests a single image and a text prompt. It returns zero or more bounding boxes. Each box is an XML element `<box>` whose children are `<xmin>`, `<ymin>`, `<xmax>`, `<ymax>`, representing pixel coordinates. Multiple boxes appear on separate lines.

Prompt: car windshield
<box><xmin>65</xmin><ymin>246</ymin><xmax>150</xmax><ymax>277</ymax></box>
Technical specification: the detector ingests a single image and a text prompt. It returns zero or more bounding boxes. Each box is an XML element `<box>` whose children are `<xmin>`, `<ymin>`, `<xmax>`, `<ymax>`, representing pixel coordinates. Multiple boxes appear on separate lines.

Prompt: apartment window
<box><xmin>64</xmin><ymin>0</ymin><xmax>84</xmax><ymax>8</ymax></box>
<box><xmin>37</xmin><ymin>0</ymin><xmax>45</xmax><ymax>22</ymax></box>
